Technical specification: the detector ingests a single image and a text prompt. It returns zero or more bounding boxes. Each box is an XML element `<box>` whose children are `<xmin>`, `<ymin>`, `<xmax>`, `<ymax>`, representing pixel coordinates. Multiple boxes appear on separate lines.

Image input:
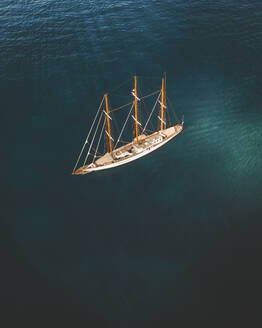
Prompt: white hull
<box><xmin>78</xmin><ymin>125</ymin><xmax>183</xmax><ymax>174</ymax></box>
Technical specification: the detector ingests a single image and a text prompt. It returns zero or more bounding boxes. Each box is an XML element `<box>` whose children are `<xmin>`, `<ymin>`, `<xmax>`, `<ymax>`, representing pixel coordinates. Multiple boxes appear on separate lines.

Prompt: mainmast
<box><xmin>134</xmin><ymin>75</ymin><xmax>139</xmax><ymax>143</ymax></box>
<box><xmin>160</xmin><ymin>74</ymin><xmax>166</xmax><ymax>130</ymax></box>
<box><xmin>104</xmin><ymin>94</ymin><xmax>113</xmax><ymax>154</ymax></box>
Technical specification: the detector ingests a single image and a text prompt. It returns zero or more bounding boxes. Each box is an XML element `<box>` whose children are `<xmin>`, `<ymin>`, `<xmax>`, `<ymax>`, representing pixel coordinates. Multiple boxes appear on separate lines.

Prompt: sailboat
<box><xmin>72</xmin><ymin>74</ymin><xmax>184</xmax><ymax>174</ymax></box>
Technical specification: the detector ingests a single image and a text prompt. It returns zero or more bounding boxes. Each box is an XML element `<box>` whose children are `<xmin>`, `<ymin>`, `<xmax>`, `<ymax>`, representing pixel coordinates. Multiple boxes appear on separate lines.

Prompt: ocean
<box><xmin>1</xmin><ymin>0</ymin><xmax>262</xmax><ymax>326</ymax></box>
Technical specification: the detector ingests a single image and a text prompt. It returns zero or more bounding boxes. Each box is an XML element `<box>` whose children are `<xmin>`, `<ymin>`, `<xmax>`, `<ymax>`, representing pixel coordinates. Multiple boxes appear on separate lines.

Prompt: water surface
<box><xmin>1</xmin><ymin>0</ymin><xmax>262</xmax><ymax>325</ymax></box>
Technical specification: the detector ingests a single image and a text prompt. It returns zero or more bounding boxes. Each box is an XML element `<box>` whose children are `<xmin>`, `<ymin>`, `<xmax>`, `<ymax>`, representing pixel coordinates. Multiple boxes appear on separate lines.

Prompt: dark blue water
<box><xmin>1</xmin><ymin>0</ymin><xmax>262</xmax><ymax>325</ymax></box>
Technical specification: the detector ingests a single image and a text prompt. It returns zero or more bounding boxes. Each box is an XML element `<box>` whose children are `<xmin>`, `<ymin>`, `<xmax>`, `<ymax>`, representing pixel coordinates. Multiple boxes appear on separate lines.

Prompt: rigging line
<box><xmin>103</xmin><ymin>133</ymin><xmax>106</xmax><ymax>153</ymax></box>
<box><xmin>140</xmin><ymin>92</ymin><xmax>154</xmax><ymax>131</ymax></box>
<box><xmin>166</xmin><ymin>106</ymin><xmax>172</xmax><ymax>128</ymax></box>
<box><xmin>111</xmin><ymin>101</ymin><xmax>133</xmax><ymax>113</ymax></box>
<box><xmin>118</xmin><ymin>140</ymin><xmax>129</xmax><ymax>144</ymax></box>
<box><xmin>72</xmin><ymin>96</ymin><xmax>104</xmax><ymax>173</ymax></box>
<box><xmin>142</xmin><ymin>92</ymin><xmax>161</xmax><ymax>134</ymax></box>
<box><xmin>83</xmin><ymin>108</ymin><xmax>104</xmax><ymax>166</ymax></box>
<box><xmin>143</xmin><ymin>95</ymin><xmax>154</xmax><ymax>131</ymax></box>
<box><xmin>85</xmin><ymin>97</ymin><xmax>105</xmax><ymax>143</ymax></box>
<box><xmin>84</xmin><ymin>142</ymin><xmax>102</xmax><ymax>154</ymax></box>
<box><xmin>138</xmin><ymin>83</ymin><xmax>143</xmax><ymax>131</ymax></box>
<box><xmin>110</xmin><ymin>102</ymin><xmax>121</xmax><ymax>138</ymax></box>
<box><xmin>88</xmin><ymin>152</ymin><xmax>98</xmax><ymax>157</ymax></box>
<box><xmin>141</xmin><ymin>90</ymin><xmax>161</xmax><ymax>100</ymax></box>
<box><xmin>107</xmin><ymin>77</ymin><xmax>132</xmax><ymax>95</ymax></box>
<box><xmin>93</xmin><ymin>116</ymin><xmax>106</xmax><ymax>162</ymax></box>
<box><xmin>136</xmin><ymin>75</ymin><xmax>165</xmax><ymax>79</ymax></box>
<box><xmin>110</xmin><ymin>90</ymin><xmax>161</xmax><ymax>113</ymax></box>
<box><xmin>114</xmin><ymin>103</ymin><xmax>134</xmax><ymax>150</ymax></box>
<box><xmin>86</xmin><ymin>144</ymin><xmax>103</xmax><ymax>156</ymax></box>
<box><xmin>167</xmin><ymin>96</ymin><xmax>180</xmax><ymax>124</ymax></box>
<box><xmin>144</xmin><ymin>128</ymin><xmax>154</xmax><ymax>133</ymax></box>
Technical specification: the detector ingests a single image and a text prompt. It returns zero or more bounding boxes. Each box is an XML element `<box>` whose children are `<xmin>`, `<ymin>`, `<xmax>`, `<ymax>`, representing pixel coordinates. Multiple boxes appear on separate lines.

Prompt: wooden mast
<box><xmin>160</xmin><ymin>74</ymin><xmax>166</xmax><ymax>130</ymax></box>
<box><xmin>104</xmin><ymin>94</ymin><xmax>113</xmax><ymax>154</ymax></box>
<box><xmin>134</xmin><ymin>75</ymin><xmax>139</xmax><ymax>143</ymax></box>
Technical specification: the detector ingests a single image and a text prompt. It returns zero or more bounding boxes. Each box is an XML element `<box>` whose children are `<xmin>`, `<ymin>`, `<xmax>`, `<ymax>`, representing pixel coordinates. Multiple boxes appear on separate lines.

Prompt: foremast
<box><xmin>160</xmin><ymin>74</ymin><xmax>166</xmax><ymax>130</ymax></box>
<box><xmin>104</xmin><ymin>93</ymin><xmax>113</xmax><ymax>154</ymax></box>
<box><xmin>134</xmin><ymin>75</ymin><xmax>139</xmax><ymax>143</ymax></box>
